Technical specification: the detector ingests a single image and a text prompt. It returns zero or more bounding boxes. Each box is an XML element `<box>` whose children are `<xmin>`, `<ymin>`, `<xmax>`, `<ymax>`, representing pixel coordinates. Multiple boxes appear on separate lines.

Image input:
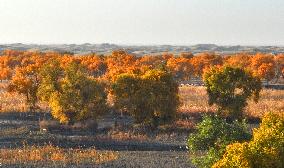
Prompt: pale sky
<box><xmin>0</xmin><ymin>0</ymin><xmax>283</xmax><ymax>45</ymax></box>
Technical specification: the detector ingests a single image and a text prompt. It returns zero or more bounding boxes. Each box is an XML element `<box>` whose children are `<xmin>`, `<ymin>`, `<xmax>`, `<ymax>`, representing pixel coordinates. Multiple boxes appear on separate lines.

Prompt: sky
<box><xmin>0</xmin><ymin>0</ymin><xmax>283</xmax><ymax>46</ymax></box>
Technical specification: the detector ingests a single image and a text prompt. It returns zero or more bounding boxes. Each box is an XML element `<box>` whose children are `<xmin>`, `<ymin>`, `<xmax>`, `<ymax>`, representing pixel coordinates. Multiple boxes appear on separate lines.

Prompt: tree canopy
<box><xmin>203</xmin><ymin>66</ymin><xmax>262</xmax><ymax>119</ymax></box>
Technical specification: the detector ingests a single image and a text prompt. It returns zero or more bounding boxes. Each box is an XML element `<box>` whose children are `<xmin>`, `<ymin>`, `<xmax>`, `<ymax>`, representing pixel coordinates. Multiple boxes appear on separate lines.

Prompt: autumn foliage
<box><xmin>213</xmin><ymin>113</ymin><xmax>284</xmax><ymax>168</ymax></box>
<box><xmin>38</xmin><ymin>61</ymin><xmax>107</xmax><ymax>124</ymax></box>
<box><xmin>112</xmin><ymin>67</ymin><xmax>179</xmax><ymax>126</ymax></box>
<box><xmin>250</xmin><ymin>53</ymin><xmax>276</xmax><ymax>83</ymax></box>
<box><xmin>0</xmin><ymin>49</ymin><xmax>283</xmax><ymax>124</ymax></box>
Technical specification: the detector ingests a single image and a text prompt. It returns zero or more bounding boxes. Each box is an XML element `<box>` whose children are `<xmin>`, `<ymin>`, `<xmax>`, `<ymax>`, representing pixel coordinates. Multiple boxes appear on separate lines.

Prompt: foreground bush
<box><xmin>112</xmin><ymin>68</ymin><xmax>179</xmax><ymax>126</ymax></box>
<box><xmin>0</xmin><ymin>144</ymin><xmax>118</xmax><ymax>166</ymax></box>
<box><xmin>38</xmin><ymin>61</ymin><xmax>108</xmax><ymax>124</ymax></box>
<box><xmin>203</xmin><ymin>66</ymin><xmax>262</xmax><ymax>119</ymax></box>
<box><xmin>213</xmin><ymin>113</ymin><xmax>284</xmax><ymax>168</ymax></box>
<box><xmin>187</xmin><ymin>115</ymin><xmax>251</xmax><ymax>168</ymax></box>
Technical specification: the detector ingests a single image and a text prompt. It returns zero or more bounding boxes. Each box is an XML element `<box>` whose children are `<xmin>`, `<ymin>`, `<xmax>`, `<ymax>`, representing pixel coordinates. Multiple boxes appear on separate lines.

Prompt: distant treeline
<box><xmin>0</xmin><ymin>50</ymin><xmax>283</xmax><ymax>83</ymax></box>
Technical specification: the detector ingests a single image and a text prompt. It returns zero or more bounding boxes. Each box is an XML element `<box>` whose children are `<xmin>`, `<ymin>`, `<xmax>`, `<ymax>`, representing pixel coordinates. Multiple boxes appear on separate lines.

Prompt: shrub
<box><xmin>187</xmin><ymin>115</ymin><xmax>251</xmax><ymax>168</ymax></box>
<box><xmin>38</xmin><ymin>61</ymin><xmax>108</xmax><ymax>124</ymax></box>
<box><xmin>203</xmin><ymin>66</ymin><xmax>262</xmax><ymax>119</ymax></box>
<box><xmin>213</xmin><ymin>113</ymin><xmax>284</xmax><ymax>168</ymax></box>
<box><xmin>112</xmin><ymin>68</ymin><xmax>179</xmax><ymax>126</ymax></box>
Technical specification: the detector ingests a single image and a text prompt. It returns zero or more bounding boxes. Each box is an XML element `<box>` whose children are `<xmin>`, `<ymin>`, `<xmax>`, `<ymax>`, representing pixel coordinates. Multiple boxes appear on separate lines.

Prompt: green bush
<box><xmin>187</xmin><ymin>115</ymin><xmax>251</xmax><ymax>168</ymax></box>
<box><xmin>203</xmin><ymin>66</ymin><xmax>262</xmax><ymax>119</ymax></box>
<box><xmin>112</xmin><ymin>68</ymin><xmax>179</xmax><ymax>126</ymax></box>
<box><xmin>213</xmin><ymin>113</ymin><xmax>284</xmax><ymax>168</ymax></box>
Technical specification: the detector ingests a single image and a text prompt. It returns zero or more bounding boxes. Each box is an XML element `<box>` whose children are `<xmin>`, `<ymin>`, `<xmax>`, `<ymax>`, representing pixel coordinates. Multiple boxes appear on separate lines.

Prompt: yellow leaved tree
<box><xmin>38</xmin><ymin>61</ymin><xmax>107</xmax><ymax>124</ymax></box>
<box><xmin>112</xmin><ymin>67</ymin><xmax>179</xmax><ymax>127</ymax></box>
<box><xmin>213</xmin><ymin>113</ymin><xmax>284</xmax><ymax>168</ymax></box>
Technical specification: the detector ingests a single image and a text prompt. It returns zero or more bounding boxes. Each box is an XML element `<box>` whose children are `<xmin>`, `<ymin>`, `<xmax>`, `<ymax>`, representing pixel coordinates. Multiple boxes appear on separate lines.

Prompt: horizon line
<box><xmin>1</xmin><ymin>42</ymin><xmax>284</xmax><ymax>47</ymax></box>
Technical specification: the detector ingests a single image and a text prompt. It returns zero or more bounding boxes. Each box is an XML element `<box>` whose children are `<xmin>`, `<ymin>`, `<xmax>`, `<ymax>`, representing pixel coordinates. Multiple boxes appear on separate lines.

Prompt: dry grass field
<box><xmin>0</xmin><ymin>144</ymin><xmax>118</xmax><ymax>166</ymax></box>
<box><xmin>0</xmin><ymin>83</ymin><xmax>48</xmax><ymax>113</ymax></box>
<box><xmin>0</xmin><ymin>83</ymin><xmax>26</xmax><ymax>112</ymax></box>
<box><xmin>179</xmin><ymin>86</ymin><xmax>284</xmax><ymax>118</ymax></box>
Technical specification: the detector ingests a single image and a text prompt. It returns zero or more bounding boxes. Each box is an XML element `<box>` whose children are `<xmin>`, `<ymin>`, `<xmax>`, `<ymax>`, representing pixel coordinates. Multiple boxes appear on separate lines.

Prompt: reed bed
<box><xmin>0</xmin><ymin>144</ymin><xmax>118</xmax><ymax>166</ymax></box>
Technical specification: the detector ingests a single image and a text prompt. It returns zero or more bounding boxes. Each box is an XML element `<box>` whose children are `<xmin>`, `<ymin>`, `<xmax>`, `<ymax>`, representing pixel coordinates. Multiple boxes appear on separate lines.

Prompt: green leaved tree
<box><xmin>203</xmin><ymin>66</ymin><xmax>262</xmax><ymax>120</ymax></box>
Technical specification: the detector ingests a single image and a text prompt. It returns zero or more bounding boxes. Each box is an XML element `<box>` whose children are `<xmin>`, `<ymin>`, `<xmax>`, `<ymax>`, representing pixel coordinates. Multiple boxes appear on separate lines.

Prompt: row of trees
<box><xmin>0</xmin><ymin>49</ymin><xmax>279</xmax><ymax>125</ymax></box>
<box><xmin>1</xmin><ymin>50</ymin><xmax>284</xmax><ymax>83</ymax></box>
<box><xmin>0</xmin><ymin>50</ymin><xmax>180</xmax><ymax>125</ymax></box>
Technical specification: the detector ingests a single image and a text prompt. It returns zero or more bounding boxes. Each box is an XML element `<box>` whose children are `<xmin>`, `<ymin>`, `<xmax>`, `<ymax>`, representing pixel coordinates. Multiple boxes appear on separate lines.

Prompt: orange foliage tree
<box><xmin>0</xmin><ymin>67</ymin><xmax>12</xmax><ymax>81</ymax></box>
<box><xmin>190</xmin><ymin>53</ymin><xmax>223</xmax><ymax>77</ymax></box>
<box><xmin>275</xmin><ymin>54</ymin><xmax>284</xmax><ymax>81</ymax></box>
<box><xmin>135</xmin><ymin>55</ymin><xmax>165</xmax><ymax>73</ymax></box>
<box><xmin>166</xmin><ymin>57</ymin><xmax>193</xmax><ymax>81</ymax></box>
<box><xmin>250</xmin><ymin>53</ymin><xmax>276</xmax><ymax>83</ymax></box>
<box><xmin>105</xmin><ymin>50</ymin><xmax>136</xmax><ymax>82</ymax></box>
<box><xmin>225</xmin><ymin>53</ymin><xmax>252</xmax><ymax>69</ymax></box>
<box><xmin>180</xmin><ymin>52</ymin><xmax>194</xmax><ymax>59</ymax></box>
<box><xmin>8</xmin><ymin>65</ymin><xmax>41</xmax><ymax>111</ymax></box>
<box><xmin>79</xmin><ymin>54</ymin><xmax>107</xmax><ymax>77</ymax></box>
